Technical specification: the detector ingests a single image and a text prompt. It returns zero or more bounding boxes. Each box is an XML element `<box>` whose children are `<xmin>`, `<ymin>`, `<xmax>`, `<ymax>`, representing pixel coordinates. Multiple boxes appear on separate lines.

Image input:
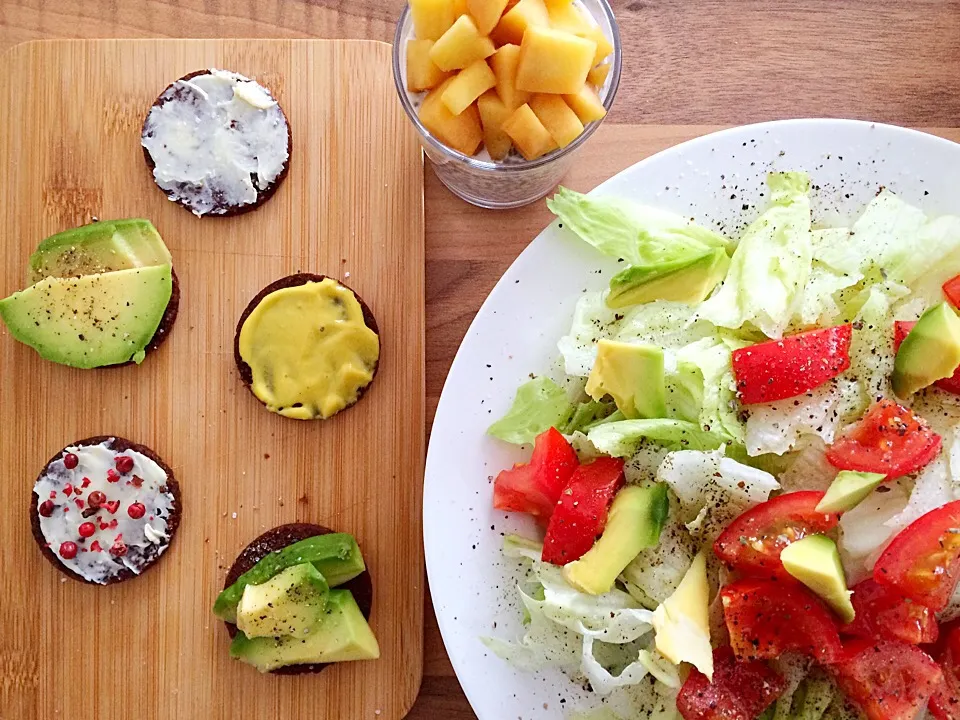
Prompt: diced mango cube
<box><xmin>477</xmin><ymin>91</ymin><xmax>514</xmax><ymax>160</ymax></box>
<box><xmin>529</xmin><ymin>94</ymin><xmax>583</xmax><ymax>148</ymax></box>
<box><xmin>411</xmin><ymin>0</ymin><xmax>457</xmax><ymax>41</ymax></box>
<box><xmin>430</xmin><ymin>14</ymin><xmax>497</xmax><ymax>71</ymax></box>
<box><xmin>563</xmin><ymin>84</ymin><xmax>607</xmax><ymax>124</ymax></box>
<box><xmin>578</xmin><ymin>24</ymin><xmax>614</xmax><ymax>66</ymax></box>
<box><xmin>419</xmin><ymin>78</ymin><xmax>484</xmax><ymax>155</ymax></box>
<box><xmin>491</xmin><ymin>0</ymin><xmax>550</xmax><ymax>46</ymax></box>
<box><xmin>453</xmin><ymin>0</ymin><xmax>469</xmax><ymax>15</ymax></box>
<box><xmin>441</xmin><ymin>59</ymin><xmax>497</xmax><ymax>115</ymax></box>
<box><xmin>516</xmin><ymin>26</ymin><xmax>596</xmax><ymax>95</ymax></box>
<box><xmin>407</xmin><ymin>40</ymin><xmax>451</xmax><ymax>92</ymax></box>
<box><xmin>587</xmin><ymin>62</ymin><xmax>611</xmax><ymax>87</ymax></box>
<box><xmin>502</xmin><ymin>103</ymin><xmax>557</xmax><ymax>160</ymax></box>
<box><xmin>546</xmin><ymin>1</ymin><xmax>590</xmax><ymax>33</ymax></box>
<box><xmin>544</xmin><ymin>0</ymin><xmax>573</xmax><ymax>7</ymax></box>
<box><xmin>490</xmin><ymin>44</ymin><xmax>531</xmax><ymax>109</ymax></box>
<box><xmin>467</xmin><ymin>0</ymin><xmax>510</xmax><ymax>34</ymax></box>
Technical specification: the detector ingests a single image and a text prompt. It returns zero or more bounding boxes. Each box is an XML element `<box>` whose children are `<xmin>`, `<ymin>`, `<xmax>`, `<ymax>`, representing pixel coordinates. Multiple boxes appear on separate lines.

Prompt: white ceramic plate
<box><xmin>423</xmin><ymin>120</ymin><xmax>960</xmax><ymax>719</ymax></box>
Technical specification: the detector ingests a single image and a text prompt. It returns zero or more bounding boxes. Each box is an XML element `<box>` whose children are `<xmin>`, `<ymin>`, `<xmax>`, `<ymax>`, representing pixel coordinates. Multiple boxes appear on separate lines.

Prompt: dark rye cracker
<box><xmin>234</xmin><ymin>273</ymin><xmax>381</xmax><ymax>418</ymax></box>
<box><xmin>141</xmin><ymin>70</ymin><xmax>292</xmax><ymax>217</ymax></box>
<box><xmin>222</xmin><ymin>523</ymin><xmax>374</xmax><ymax>676</ymax></box>
<box><xmin>30</xmin><ymin>436</ymin><xmax>181</xmax><ymax>586</ymax></box>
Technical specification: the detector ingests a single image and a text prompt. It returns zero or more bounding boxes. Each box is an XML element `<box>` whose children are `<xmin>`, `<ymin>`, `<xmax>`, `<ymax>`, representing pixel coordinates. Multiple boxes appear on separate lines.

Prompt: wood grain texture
<box><xmin>0</xmin><ymin>39</ymin><xmax>424</xmax><ymax>720</ymax></box>
<box><xmin>2</xmin><ymin>1</ymin><xmax>959</xmax><ymax>125</ymax></box>
<box><xmin>3</xmin><ymin>2</ymin><xmax>960</xmax><ymax>719</ymax></box>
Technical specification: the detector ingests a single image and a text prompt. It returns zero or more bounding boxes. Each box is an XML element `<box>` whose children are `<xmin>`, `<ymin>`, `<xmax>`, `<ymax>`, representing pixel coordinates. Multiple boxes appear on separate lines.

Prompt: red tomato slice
<box><xmin>713</xmin><ymin>491</ymin><xmax>839</xmax><ymax>581</ymax></box>
<box><xmin>874</xmin><ymin>500</ymin><xmax>960</xmax><ymax>610</ymax></box>
<box><xmin>493</xmin><ymin>428</ymin><xmax>578</xmax><ymax>522</ymax></box>
<box><xmin>720</xmin><ymin>578</ymin><xmax>843</xmax><ymax>664</ymax></box>
<box><xmin>830</xmin><ymin>639</ymin><xmax>942</xmax><ymax>720</ymax></box>
<box><xmin>841</xmin><ymin>578</ymin><xmax>939</xmax><ymax>645</ymax></box>
<box><xmin>894</xmin><ymin>321</ymin><xmax>960</xmax><ymax>395</ymax></box>
<box><xmin>541</xmin><ymin>456</ymin><xmax>625</xmax><ymax>565</ymax></box>
<box><xmin>826</xmin><ymin>399</ymin><xmax>942</xmax><ymax>480</ymax></box>
<box><xmin>677</xmin><ymin>646</ymin><xmax>786</xmax><ymax>720</ymax></box>
<box><xmin>944</xmin><ymin>275</ymin><xmax>960</xmax><ymax>309</ymax></box>
<box><xmin>731</xmin><ymin>324</ymin><xmax>852</xmax><ymax>405</ymax></box>
<box><xmin>930</xmin><ymin>621</ymin><xmax>960</xmax><ymax>720</ymax></box>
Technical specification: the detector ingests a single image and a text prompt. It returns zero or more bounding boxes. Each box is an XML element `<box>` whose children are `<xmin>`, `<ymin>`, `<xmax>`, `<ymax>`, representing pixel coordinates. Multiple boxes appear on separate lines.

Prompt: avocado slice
<box><xmin>780</xmin><ymin>535</ymin><xmax>854</xmax><ymax>623</ymax></box>
<box><xmin>816</xmin><ymin>470</ymin><xmax>886</xmax><ymax>513</ymax></box>
<box><xmin>236</xmin><ymin>563</ymin><xmax>329</xmax><ymax>639</ymax></box>
<box><xmin>230</xmin><ymin>589</ymin><xmax>380</xmax><ymax>672</ymax></box>
<box><xmin>214</xmin><ymin>533</ymin><xmax>365</xmax><ymax>624</ymax></box>
<box><xmin>606</xmin><ymin>247</ymin><xmax>730</xmax><ymax>309</ymax></box>
<box><xmin>892</xmin><ymin>302</ymin><xmax>960</xmax><ymax>397</ymax></box>
<box><xmin>29</xmin><ymin>219</ymin><xmax>172</xmax><ymax>283</ymax></box>
<box><xmin>562</xmin><ymin>484</ymin><xmax>669</xmax><ymax>595</ymax></box>
<box><xmin>652</xmin><ymin>551</ymin><xmax>713</xmax><ymax>679</ymax></box>
<box><xmin>585</xmin><ymin>340</ymin><xmax>667</xmax><ymax>419</ymax></box>
<box><xmin>0</xmin><ymin>266</ymin><xmax>172</xmax><ymax>369</ymax></box>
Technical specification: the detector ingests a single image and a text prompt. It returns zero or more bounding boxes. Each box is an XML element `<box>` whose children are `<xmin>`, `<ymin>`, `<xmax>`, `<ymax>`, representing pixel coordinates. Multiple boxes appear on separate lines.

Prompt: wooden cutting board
<box><xmin>0</xmin><ymin>39</ymin><xmax>424</xmax><ymax>720</ymax></box>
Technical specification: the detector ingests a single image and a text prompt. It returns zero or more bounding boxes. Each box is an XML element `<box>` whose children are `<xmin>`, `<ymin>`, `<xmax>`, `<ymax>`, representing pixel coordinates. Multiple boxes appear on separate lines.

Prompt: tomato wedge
<box><xmin>874</xmin><ymin>500</ymin><xmax>960</xmax><ymax>610</ymax></box>
<box><xmin>930</xmin><ymin>621</ymin><xmax>960</xmax><ymax>720</ymax></box>
<box><xmin>541</xmin><ymin>456</ymin><xmax>625</xmax><ymax>565</ymax></box>
<box><xmin>826</xmin><ymin>399</ymin><xmax>942</xmax><ymax>480</ymax></box>
<box><xmin>944</xmin><ymin>274</ymin><xmax>960</xmax><ymax>309</ymax></box>
<box><xmin>713</xmin><ymin>491</ymin><xmax>839</xmax><ymax>581</ymax></box>
<box><xmin>830</xmin><ymin>639</ymin><xmax>942</xmax><ymax>720</ymax></box>
<box><xmin>841</xmin><ymin>578</ymin><xmax>939</xmax><ymax>645</ymax></box>
<box><xmin>676</xmin><ymin>646</ymin><xmax>786</xmax><ymax>720</ymax></box>
<box><xmin>720</xmin><ymin>578</ymin><xmax>843</xmax><ymax>664</ymax></box>
<box><xmin>493</xmin><ymin>428</ymin><xmax>578</xmax><ymax>522</ymax></box>
<box><xmin>731</xmin><ymin>324</ymin><xmax>852</xmax><ymax>405</ymax></box>
<box><xmin>894</xmin><ymin>321</ymin><xmax>960</xmax><ymax>395</ymax></box>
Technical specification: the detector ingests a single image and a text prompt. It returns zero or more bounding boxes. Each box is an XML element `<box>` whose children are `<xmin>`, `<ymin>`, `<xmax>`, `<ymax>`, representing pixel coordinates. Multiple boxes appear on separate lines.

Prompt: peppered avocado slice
<box><xmin>606</xmin><ymin>247</ymin><xmax>729</xmax><ymax>309</ymax></box>
<box><xmin>230</xmin><ymin>589</ymin><xmax>380</xmax><ymax>672</ymax></box>
<box><xmin>236</xmin><ymin>563</ymin><xmax>329</xmax><ymax>639</ymax></box>
<box><xmin>780</xmin><ymin>535</ymin><xmax>854</xmax><ymax>623</ymax></box>
<box><xmin>893</xmin><ymin>302</ymin><xmax>960</xmax><ymax>397</ymax></box>
<box><xmin>29</xmin><ymin>219</ymin><xmax>171</xmax><ymax>283</ymax></box>
<box><xmin>585</xmin><ymin>340</ymin><xmax>666</xmax><ymax>419</ymax></box>
<box><xmin>0</xmin><ymin>265</ymin><xmax>172</xmax><ymax>369</ymax></box>
<box><xmin>214</xmin><ymin>533</ymin><xmax>365</xmax><ymax>624</ymax></box>
<box><xmin>816</xmin><ymin>470</ymin><xmax>886</xmax><ymax>513</ymax></box>
<box><xmin>562</xmin><ymin>484</ymin><xmax>669</xmax><ymax>595</ymax></box>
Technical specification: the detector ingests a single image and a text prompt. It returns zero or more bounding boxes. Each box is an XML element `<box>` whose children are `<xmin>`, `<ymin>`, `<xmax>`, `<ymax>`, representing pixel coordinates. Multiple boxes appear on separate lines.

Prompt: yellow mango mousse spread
<box><xmin>238</xmin><ymin>279</ymin><xmax>380</xmax><ymax>420</ymax></box>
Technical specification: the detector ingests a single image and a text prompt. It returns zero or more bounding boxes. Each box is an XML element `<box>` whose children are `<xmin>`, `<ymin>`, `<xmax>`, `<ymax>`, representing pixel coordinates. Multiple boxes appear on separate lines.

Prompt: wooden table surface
<box><xmin>3</xmin><ymin>1</ymin><xmax>960</xmax><ymax>717</ymax></box>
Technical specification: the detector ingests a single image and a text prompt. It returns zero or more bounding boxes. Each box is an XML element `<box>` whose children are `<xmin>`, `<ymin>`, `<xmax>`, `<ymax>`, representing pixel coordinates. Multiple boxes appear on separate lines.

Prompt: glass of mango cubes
<box><xmin>392</xmin><ymin>0</ymin><xmax>621</xmax><ymax>209</ymax></box>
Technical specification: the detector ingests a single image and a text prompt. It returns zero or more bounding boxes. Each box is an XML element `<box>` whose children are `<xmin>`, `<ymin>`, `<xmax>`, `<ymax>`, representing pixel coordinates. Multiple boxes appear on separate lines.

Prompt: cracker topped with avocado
<box><xmin>235</xmin><ymin>274</ymin><xmax>381</xmax><ymax>420</ymax></box>
<box><xmin>0</xmin><ymin>219</ymin><xmax>179</xmax><ymax>369</ymax></box>
<box><xmin>214</xmin><ymin>523</ymin><xmax>379</xmax><ymax>674</ymax></box>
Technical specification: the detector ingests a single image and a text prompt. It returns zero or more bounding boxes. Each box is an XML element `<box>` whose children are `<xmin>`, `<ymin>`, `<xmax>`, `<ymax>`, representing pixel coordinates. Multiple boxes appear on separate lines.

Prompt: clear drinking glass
<box><xmin>392</xmin><ymin>1</ymin><xmax>622</xmax><ymax>210</ymax></box>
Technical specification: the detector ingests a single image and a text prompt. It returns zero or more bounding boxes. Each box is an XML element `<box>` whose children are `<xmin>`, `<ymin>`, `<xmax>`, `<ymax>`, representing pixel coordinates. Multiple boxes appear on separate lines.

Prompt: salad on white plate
<box><xmin>480</xmin><ymin>171</ymin><xmax>960</xmax><ymax>720</ymax></box>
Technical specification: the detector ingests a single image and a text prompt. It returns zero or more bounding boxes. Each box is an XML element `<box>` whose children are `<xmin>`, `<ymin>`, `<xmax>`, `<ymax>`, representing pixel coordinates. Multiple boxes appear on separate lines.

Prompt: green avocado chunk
<box><xmin>606</xmin><ymin>247</ymin><xmax>730</xmax><ymax>309</ymax></box>
<box><xmin>893</xmin><ymin>302</ymin><xmax>960</xmax><ymax>397</ymax></box>
<box><xmin>780</xmin><ymin>535</ymin><xmax>854</xmax><ymax>623</ymax></box>
<box><xmin>562</xmin><ymin>483</ymin><xmax>669</xmax><ymax>595</ymax></box>
<box><xmin>236</xmin><ymin>563</ymin><xmax>329</xmax><ymax>639</ymax></box>
<box><xmin>0</xmin><ymin>265</ymin><xmax>172</xmax><ymax>369</ymax></box>
<box><xmin>230</xmin><ymin>589</ymin><xmax>380</xmax><ymax>672</ymax></box>
<box><xmin>213</xmin><ymin>533</ymin><xmax>365</xmax><ymax>624</ymax></box>
<box><xmin>816</xmin><ymin>470</ymin><xmax>886</xmax><ymax>513</ymax></box>
<box><xmin>586</xmin><ymin>340</ymin><xmax>666</xmax><ymax>419</ymax></box>
<box><xmin>29</xmin><ymin>219</ymin><xmax>172</xmax><ymax>283</ymax></box>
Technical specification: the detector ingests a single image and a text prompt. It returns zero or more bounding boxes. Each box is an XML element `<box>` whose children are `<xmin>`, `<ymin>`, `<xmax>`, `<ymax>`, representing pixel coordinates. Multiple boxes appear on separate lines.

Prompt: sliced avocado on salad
<box><xmin>482</xmin><ymin>174</ymin><xmax>960</xmax><ymax>718</ymax></box>
<box><xmin>563</xmin><ymin>483</ymin><xmax>669</xmax><ymax>595</ymax></box>
<box><xmin>607</xmin><ymin>247</ymin><xmax>730</xmax><ymax>309</ymax></box>
<box><xmin>780</xmin><ymin>535</ymin><xmax>854</xmax><ymax>623</ymax></box>
<box><xmin>816</xmin><ymin>471</ymin><xmax>886</xmax><ymax>513</ymax></box>
<box><xmin>892</xmin><ymin>301</ymin><xmax>960</xmax><ymax>397</ymax></box>
<box><xmin>585</xmin><ymin>340</ymin><xmax>666</xmax><ymax>419</ymax></box>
